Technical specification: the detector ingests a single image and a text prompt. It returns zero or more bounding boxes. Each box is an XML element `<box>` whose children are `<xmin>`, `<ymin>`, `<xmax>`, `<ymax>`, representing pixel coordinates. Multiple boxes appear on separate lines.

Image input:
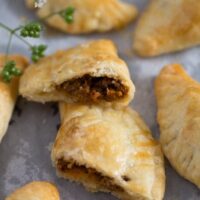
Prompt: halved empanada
<box><xmin>52</xmin><ymin>103</ymin><xmax>165</xmax><ymax>200</ymax></box>
<box><xmin>0</xmin><ymin>55</ymin><xmax>28</xmax><ymax>143</ymax></box>
<box><xmin>133</xmin><ymin>0</ymin><xmax>200</xmax><ymax>56</ymax></box>
<box><xmin>20</xmin><ymin>40</ymin><xmax>135</xmax><ymax>107</ymax></box>
<box><xmin>155</xmin><ymin>64</ymin><xmax>200</xmax><ymax>188</ymax></box>
<box><xmin>6</xmin><ymin>181</ymin><xmax>60</xmax><ymax>200</ymax></box>
<box><xmin>26</xmin><ymin>0</ymin><xmax>137</xmax><ymax>34</ymax></box>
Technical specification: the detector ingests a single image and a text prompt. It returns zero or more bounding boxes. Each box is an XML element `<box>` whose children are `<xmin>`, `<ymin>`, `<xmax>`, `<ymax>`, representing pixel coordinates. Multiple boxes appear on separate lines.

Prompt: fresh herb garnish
<box><xmin>59</xmin><ymin>7</ymin><xmax>75</xmax><ymax>24</ymax></box>
<box><xmin>1</xmin><ymin>61</ymin><xmax>21</xmax><ymax>82</ymax></box>
<box><xmin>0</xmin><ymin>6</ymin><xmax>75</xmax><ymax>82</ymax></box>
<box><xmin>31</xmin><ymin>44</ymin><xmax>47</xmax><ymax>62</ymax></box>
<box><xmin>20</xmin><ymin>22</ymin><xmax>42</xmax><ymax>38</ymax></box>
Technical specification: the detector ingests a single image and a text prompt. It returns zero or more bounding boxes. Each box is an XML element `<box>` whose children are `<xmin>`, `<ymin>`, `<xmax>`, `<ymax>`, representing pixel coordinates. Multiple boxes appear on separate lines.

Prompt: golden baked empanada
<box><xmin>0</xmin><ymin>55</ymin><xmax>27</xmax><ymax>143</ymax></box>
<box><xmin>20</xmin><ymin>40</ymin><xmax>135</xmax><ymax>107</ymax></box>
<box><xmin>133</xmin><ymin>0</ymin><xmax>200</xmax><ymax>56</ymax></box>
<box><xmin>6</xmin><ymin>181</ymin><xmax>60</xmax><ymax>200</ymax></box>
<box><xmin>26</xmin><ymin>0</ymin><xmax>137</xmax><ymax>34</ymax></box>
<box><xmin>155</xmin><ymin>64</ymin><xmax>200</xmax><ymax>188</ymax></box>
<box><xmin>52</xmin><ymin>103</ymin><xmax>165</xmax><ymax>200</ymax></box>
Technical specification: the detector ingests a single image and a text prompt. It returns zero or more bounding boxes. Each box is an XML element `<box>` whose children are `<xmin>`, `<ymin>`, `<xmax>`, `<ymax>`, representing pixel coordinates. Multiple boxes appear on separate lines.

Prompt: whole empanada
<box><xmin>26</xmin><ymin>0</ymin><xmax>137</xmax><ymax>34</ymax></box>
<box><xmin>155</xmin><ymin>64</ymin><xmax>200</xmax><ymax>188</ymax></box>
<box><xmin>133</xmin><ymin>0</ymin><xmax>200</xmax><ymax>56</ymax></box>
<box><xmin>6</xmin><ymin>181</ymin><xmax>60</xmax><ymax>200</ymax></box>
<box><xmin>20</xmin><ymin>40</ymin><xmax>135</xmax><ymax>107</ymax></box>
<box><xmin>52</xmin><ymin>103</ymin><xmax>165</xmax><ymax>200</ymax></box>
<box><xmin>0</xmin><ymin>55</ymin><xmax>28</xmax><ymax>143</ymax></box>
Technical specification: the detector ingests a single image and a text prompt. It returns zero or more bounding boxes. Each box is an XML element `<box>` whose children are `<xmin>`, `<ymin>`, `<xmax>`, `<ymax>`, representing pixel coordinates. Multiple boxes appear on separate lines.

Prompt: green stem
<box><xmin>13</xmin><ymin>25</ymin><xmax>23</xmax><ymax>32</ymax></box>
<box><xmin>5</xmin><ymin>32</ymin><xmax>13</xmax><ymax>61</ymax></box>
<box><xmin>0</xmin><ymin>22</ymin><xmax>32</xmax><ymax>48</ymax></box>
<box><xmin>0</xmin><ymin>22</ymin><xmax>13</xmax><ymax>32</ymax></box>
<box><xmin>14</xmin><ymin>33</ymin><xmax>32</xmax><ymax>48</ymax></box>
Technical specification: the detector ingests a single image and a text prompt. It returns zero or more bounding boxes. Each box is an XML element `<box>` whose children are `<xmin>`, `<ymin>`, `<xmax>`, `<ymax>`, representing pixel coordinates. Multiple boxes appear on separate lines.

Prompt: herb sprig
<box><xmin>0</xmin><ymin>6</ymin><xmax>75</xmax><ymax>82</ymax></box>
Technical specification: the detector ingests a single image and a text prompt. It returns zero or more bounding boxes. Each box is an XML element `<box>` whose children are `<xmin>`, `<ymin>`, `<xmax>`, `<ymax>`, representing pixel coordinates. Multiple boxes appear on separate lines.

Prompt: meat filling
<box><xmin>59</xmin><ymin>75</ymin><xmax>128</xmax><ymax>102</ymax></box>
<box><xmin>57</xmin><ymin>158</ymin><xmax>124</xmax><ymax>192</ymax></box>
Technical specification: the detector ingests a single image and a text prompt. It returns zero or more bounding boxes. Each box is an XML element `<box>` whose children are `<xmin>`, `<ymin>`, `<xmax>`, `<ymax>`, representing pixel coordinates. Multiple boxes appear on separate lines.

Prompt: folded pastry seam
<box><xmin>155</xmin><ymin>63</ymin><xmax>200</xmax><ymax>188</ymax></box>
<box><xmin>19</xmin><ymin>40</ymin><xmax>135</xmax><ymax>107</ymax></box>
<box><xmin>51</xmin><ymin>104</ymin><xmax>165</xmax><ymax>200</ymax></box>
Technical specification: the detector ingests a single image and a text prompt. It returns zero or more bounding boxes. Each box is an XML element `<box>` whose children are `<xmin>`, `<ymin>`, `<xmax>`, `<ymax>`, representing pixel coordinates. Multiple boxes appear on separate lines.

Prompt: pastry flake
<box><xmin>0</xmin><ymin>55</ymin><xmax>28</xmax><ymax>143</ymax></box>
<box><xmin>52</xmin><ymin>103</ymin><xmax>165</xmax><ymax>200</ymax></box>
<box><xmin>6</xmin><ymin>181</ymin><xmax>60</xmax><ymax>200</ymax></box>
<box><xmin>133</xmin><ymin>0</ymin><xmax>200</xmax><ymax>56</ymax></box>
<box><xmin>19</xmin><ymin>40</ymin><xmax>135</xmax><ymax>107</ymax></box>
<box><xmin>26</xmin><ymin>0</ymin><xmax>137</xmax><ymax>34</ymax></box>
<box><xmin>155</xmin><ymin>64</ymin><xmax>200</xmax><ymax>188</ymax></box>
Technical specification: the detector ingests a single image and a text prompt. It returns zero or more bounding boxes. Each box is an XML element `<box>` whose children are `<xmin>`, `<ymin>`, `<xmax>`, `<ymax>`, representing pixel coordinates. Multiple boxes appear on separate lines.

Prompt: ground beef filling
<box><xmin>57</xmin><ymin>158</ymin><xmax>124</xmax><ymax>192</ymax></box>
<box><xmin>60</xmin><ymin>75</ymin><xmax>128</xmax><ymax>102</ymax></box>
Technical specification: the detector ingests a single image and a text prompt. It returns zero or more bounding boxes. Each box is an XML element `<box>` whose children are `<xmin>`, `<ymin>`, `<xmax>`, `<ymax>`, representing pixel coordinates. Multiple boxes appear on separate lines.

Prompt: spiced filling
<box><xmin>59</xmin><ymin>75</ymin><xmax>128</xmax><ymax>102</ymax></box>
<box><xmin>57</xmin><ymin>158</ymin><xmax>125</xmax><ymax>192</ymax></box>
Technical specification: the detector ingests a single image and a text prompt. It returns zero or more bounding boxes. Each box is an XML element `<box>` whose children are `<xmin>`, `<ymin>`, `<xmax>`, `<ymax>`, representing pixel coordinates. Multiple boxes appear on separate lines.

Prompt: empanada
<box><xmin>5</xmin><ymin>181</ymin><xmax>60</xmax><ymax>200</ymax></box>
<box><xmin>26</xmin><ymin>0</ymin><xmax>137</xmax><ymax>34</ymax></box>
<box><xmin>133</xmin><ymin>0</ymin><xmax>200</xmax><ymax>56</ymax></box>
<box><xmin>20</xmin><ymin>40</ymin><xmax>135</xmax><ymax>107</ymax></box>
<box><xmin>52</xmin><ymin>103</ymin><xmax>165</xmax><ymax>200</ymax></box>
<box><xmin>0</xmin><ymin>55</ymin><xmax>28</xmax><ymax>143</ymax></box>
<box><xmin>155</xmin><ymin>64</ymin><xmax>200</xmax><ymax>188</ymax></box>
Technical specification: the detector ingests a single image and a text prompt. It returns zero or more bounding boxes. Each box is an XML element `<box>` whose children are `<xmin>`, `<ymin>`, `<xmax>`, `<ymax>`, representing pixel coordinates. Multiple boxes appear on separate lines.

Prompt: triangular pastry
<box><xmin>133</xmin><ymin>0</ymin><xmax>200</xmax><ymax>56</ymax></box>
<box><xmin>155</xmin><ymin>64</ymin><xmax>200</xmax><ymax>187</ymax></box>
<box><xmin>6</xmin><ymin>181</ymin><xmax>60</xmax><ymax>200</ymax></box>
<box><xmin>26</xmin><ymin>0</ymin><xmax>137</xmax><ymax>34</ymax></box>
<box><xmin>20</xmin><ymin>40</ymin><xmax>135</xmax><ymax>107</ymax></box>
<box><xmin>51</xmin><ymin>103</ymin><xmax>165</xmax><ymax>200</ymax></box>
<box><xmin>0</xmin><ymin>55</ymin><xmax>28</xmax><ymax>143</ymax></box>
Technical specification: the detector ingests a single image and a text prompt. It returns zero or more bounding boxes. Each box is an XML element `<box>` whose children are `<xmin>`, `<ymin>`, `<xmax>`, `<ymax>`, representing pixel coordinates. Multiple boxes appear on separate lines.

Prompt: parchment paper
<box><xmin>0</xmin><ymin>0</ymin><xmax>200</xmax><ymax>199</ymax></box>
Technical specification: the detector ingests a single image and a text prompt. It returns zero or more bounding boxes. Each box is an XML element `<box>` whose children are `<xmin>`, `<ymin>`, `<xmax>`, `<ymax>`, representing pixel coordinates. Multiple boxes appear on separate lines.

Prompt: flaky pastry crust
<box><xmin>26</xmin><ymin>0</ymin><xmax>137</xmax><ymax>34</ymax></box>
<box><xmin>0</xmin><ymin>55</ymin><xmax>28</xmax><ymax>142</ymax></box>
<box><xmin>52</xmin><ymin>103</ymin><xmax>165</xmax><ymax>200</ymax></box>
<box><xmin>5</xmin><ymin>181</ymin><xmax>60</xmax><ymax>200</ymax></box>
<box><xmin>133</xmin><ymin>0</ymin><xmax>200</xmax><ymax>56</ymax></box>
<box><xmin>155</xmin><ymin>64</ymin><xmax>200</xmax><ymax>188</ymax></box>
<box><xmin>20</xmin><ymin>40</ymin><xmax>135</xmax><ymax>107</ymax></box>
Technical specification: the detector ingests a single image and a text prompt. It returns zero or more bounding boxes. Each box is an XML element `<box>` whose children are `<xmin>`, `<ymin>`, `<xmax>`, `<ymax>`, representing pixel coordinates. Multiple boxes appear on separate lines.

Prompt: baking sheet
<box><xmin>0</xmin><ymin>0</ymin><xmax>200</xmax><ymax>199</ymax></box>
